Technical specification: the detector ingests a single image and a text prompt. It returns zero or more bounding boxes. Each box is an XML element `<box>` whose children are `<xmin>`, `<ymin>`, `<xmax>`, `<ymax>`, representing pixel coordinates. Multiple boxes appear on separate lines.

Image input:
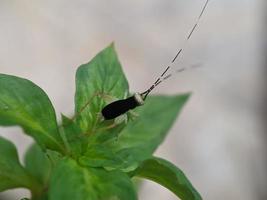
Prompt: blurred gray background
<box><xmin>0</xmin><ymin>0</ymin><xmax>266</xmax><ymax>199</ymax></box>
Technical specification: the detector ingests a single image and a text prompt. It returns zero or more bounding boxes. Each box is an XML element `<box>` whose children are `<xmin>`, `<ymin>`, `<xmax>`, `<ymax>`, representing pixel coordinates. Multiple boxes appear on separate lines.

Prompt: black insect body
<box><xmin>101</xmin><ymin>93</ymin><xmax>144</xmax><ymax>120</ymax></box>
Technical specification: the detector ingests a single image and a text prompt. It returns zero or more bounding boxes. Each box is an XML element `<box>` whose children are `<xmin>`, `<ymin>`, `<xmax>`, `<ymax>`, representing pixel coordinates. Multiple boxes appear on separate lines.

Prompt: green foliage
<box><xmin>0</xmin><ymin>74</ymin><xmax>64</xmax><ymax>152</ymax></box>
<box><xmin>24</xmin><ymin>144</ymin><xmax>51</xmax><ymax>186</ymax></box>
<box><xmin>0</xmin><ymin>44</ymin><xmax>202</xmax><ymax>200</ymax></box>
<box><xmin>24</xmin><ymin>144</ymin><xmax>61</xmax><ymax>187</ymax></box>
<box><xmin>0</xmin><ymin>136</ymin><xmax>41</xmax><ymax>193</ymax></box>
<box><xmin>60</xmin><ymin>114</ymin><xmax>85</xmax><ymax>156</ymax></box>
<box><xmin>49</xmin><ymin>158</ymin><xmax>137</xmax><ymax>200</ymax></box>
<box><xmin>133</xmin><ymin>157</ymin><xmax>202</xmax><ymax>200</ymax></box>
<box><xmin>75</xmin><ymin>43</ymin><xmax>129</xmax><ymax>133</ymax></box>
<box><xmin>108</xmin><ymin>94</ymin><xmax>190</xmax><ymax>163</ymax></box>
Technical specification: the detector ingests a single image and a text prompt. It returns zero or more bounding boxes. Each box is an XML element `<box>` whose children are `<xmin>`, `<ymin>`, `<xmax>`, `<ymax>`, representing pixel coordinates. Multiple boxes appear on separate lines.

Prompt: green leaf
<box><xmin>78</xmin><ymin>144</ymin><xmax>118</xmax><ymax>168</ymax></box>
<box><xmin>24</xmin><ymin>143</ymin><xmax>62</xmax><ymax>200</ymax></box>
<box><xmin>87</xmin><ymin>118</ymin><xmax>127</xmax><ymax>147</ymax></box>
<box><xmin>109</xmin><ymin>94</ymin><xmax>190</xmax><ymax>162</ymax></box>
<box><xmin>133</xmin><ymin>157</ymin><xmax>202</xmax><ymax>200</ymax></box>
<box><xmin>24</xmin><ymin>144</ymin><xmax>51</xmax><ymax>186</ymax></box>
<box><xmin>0</xmin><ymin>136</ymin><xmax>41</xmax><ymax>192</ymax></box>
<box><xmin>60</xmin><ymin>114</ymin><xmax>85</xmax><ymax>156</ymax></box>
<box><xmin>0</xmin><ymin>74</ymin><xmax>64</xmax><ymax>151</ymax></box>
<box><xmin>61</xmin><ymin>113</ymin><xmax>126</xmax><ymax>157</ymax></box>
<box><xmin>49</xmin><ymin>158</ymin><xmax>137</xmax><ymax>200</ymax></box>
<box><xmin>75</xmin><ymin>43</ymin><xmax>129</xmax><ymax>132</ymax></box>
<box><xmin>79</xmin><ymin>145</ymin><xmax>138</xmax><ymax>172</ymax></box>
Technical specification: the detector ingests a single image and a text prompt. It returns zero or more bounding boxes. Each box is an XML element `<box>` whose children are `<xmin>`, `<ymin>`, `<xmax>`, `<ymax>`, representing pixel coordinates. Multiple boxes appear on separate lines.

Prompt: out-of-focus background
<box><xmin>0</xmin><ymin>0</ymin><xmax>266</xmax><ymax>199</ymax></box>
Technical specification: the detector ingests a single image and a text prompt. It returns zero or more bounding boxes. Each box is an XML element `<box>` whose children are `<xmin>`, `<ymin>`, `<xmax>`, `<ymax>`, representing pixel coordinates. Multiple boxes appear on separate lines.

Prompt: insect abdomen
<box><xmin>101</xmin><ymin>93</ymin><xmax>144</xmax><ymax>120</ymax></box>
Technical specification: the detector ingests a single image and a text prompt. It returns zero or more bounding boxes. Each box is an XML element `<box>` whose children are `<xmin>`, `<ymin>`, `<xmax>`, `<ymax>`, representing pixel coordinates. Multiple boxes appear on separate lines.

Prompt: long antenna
<box><xmin>155</xmin><ymin>63</ymin><xmax>202</xmax><ymax>86</ymax></box>
<box><xmin>141</xmin><ymin>0</ymin><xmax>210</xmax><ymax>100</ymax></box>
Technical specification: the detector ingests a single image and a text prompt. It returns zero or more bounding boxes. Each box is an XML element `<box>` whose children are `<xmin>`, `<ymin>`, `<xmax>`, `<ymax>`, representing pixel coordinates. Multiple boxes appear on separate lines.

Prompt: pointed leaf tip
<box><xmin>75</xmin><ymin>44</ymin><xmax>129</xmax><ymax>132</ymax></box>
<box><xmin>133</xmin><ymin>157</ymin><xmax>202</xmax><ymax>200</ymax></box>
<box><xmin>0</xmin><ymin>74</ymin><xmax>64</xmax><ymax>152</ymax></box>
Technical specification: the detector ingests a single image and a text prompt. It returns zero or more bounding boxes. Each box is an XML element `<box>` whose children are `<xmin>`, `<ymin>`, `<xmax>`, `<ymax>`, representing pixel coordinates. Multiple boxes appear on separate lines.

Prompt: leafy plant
<box><xmin>0</xmin><ymin>44</ymin><xmax>201</xmax><ymax>200</ymax></box>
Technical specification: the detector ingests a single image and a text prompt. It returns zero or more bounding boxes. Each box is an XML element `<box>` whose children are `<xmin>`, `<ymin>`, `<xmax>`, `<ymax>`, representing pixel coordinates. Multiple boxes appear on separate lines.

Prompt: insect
<box><xmin>101</xmin><ymin>93</ymin><xmax>144</xmax><ymax>120</ymax></box>
<box><xmin>101</xmin><ymin>0</ymin><xmax>210</xmax><ymax>120</ymax></box>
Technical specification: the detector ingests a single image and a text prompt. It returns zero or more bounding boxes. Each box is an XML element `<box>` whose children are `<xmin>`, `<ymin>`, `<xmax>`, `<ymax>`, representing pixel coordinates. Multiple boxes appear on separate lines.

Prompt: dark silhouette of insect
<box><xmin>101</xmin><ymin>93</ymin><xmax>144</xmax><ymax>120</ymax></box>
<box><xmin>101</xmin><ymin>0</ymin><xmax>210</xmax><ymax>120</ymax></box>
